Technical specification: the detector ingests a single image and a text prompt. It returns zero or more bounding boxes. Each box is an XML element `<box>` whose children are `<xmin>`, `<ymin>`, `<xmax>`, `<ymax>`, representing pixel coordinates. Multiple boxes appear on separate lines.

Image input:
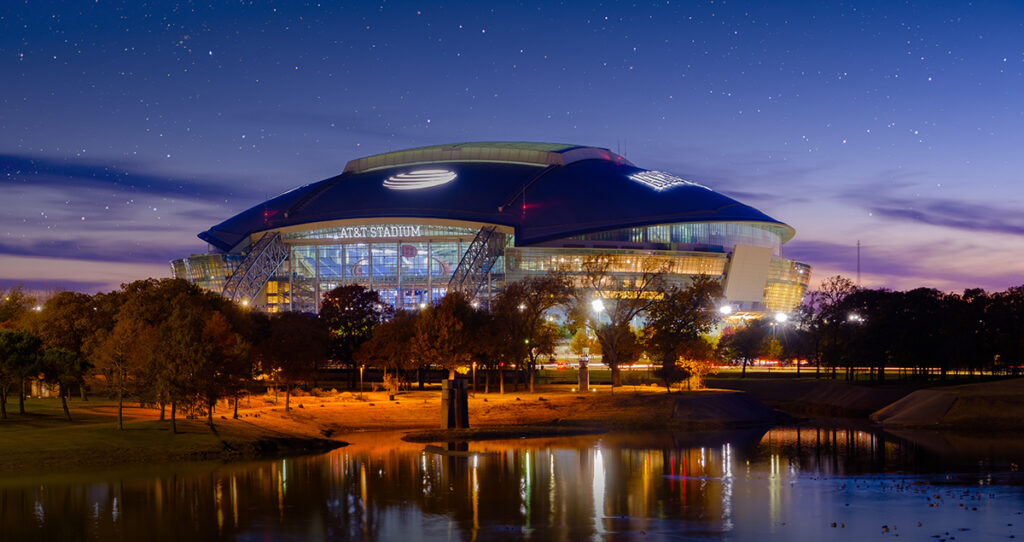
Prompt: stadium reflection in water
<box><xmin>3</xmin><ymin>427</ymin><xmax>1024</xmax><ymax>541</ymax></box>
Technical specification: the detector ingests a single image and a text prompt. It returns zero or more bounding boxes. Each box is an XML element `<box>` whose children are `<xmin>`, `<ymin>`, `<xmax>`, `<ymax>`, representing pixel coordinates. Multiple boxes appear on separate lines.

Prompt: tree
<box><xmin>802</xmin><ymin>276</ymin><xmax>858</xmax><ymax>377</ymax></box>
<box><xmin>40</xmin><ymin>347</ymin><xmax>91</xmax><ymax>421</ymax></box>
<box><xmin>256</xmin><ymin>311</ymin><xmax>328</xmax><ymax>411</ymax></box>
<box><xmin>490</xmin><ymin>275</ymin><xmax>570</xmax><ymax>392</ymax></box>
<box><xmin>565</xmin><ymin>255</ymin><xmax>667</xmax><ymax>387</ymax></box>
<box><xmin>197</xmin><ymin>310</ymin><xmax>251</xmax><ymax>425</ymax></box>
<box><xmin>319</xmin><ymin>285</ymin><xmax>389</xmax><ymax>388</ymax></box>
<box><xmin>677</xmin><ymin>348</ymin><xmax>718</xmax><ymax>390</ymax></box>
<box><xmin>0</xmin><ymin>286</ymin><xmax>36</xmax><ymax>328</ymax></box>
<box><xmin>34</xmin><ymin>291</ymin><xmax>98</xmax><ymax>399</ymax></box>
<box><xmin>718</xmin><ymin>319</ymin><xmax>769</xmax><ymax>377</ymax></box>
<box><xmin>155</xmin><ymin>287</ymin><xmax>256</xmax><ymax>430</ymax></box>
<box><xmin>645</xmin><ymin>276</ymin><xmax>723</xmax><ymax>391</ymax></box>
<box><xmin>411</xmin><ymin>292</ymin><xmax>478</xmax><ymax>380</ymax></box>
<box><xmin>569</xmin><ymin>328</ymin><xmax>600</xmax><ymax>358</ymax></box>
<box><xmin>93</xmin><ymin>279</ymin><xmax>194</xmax><ymax>429</ymax></box>
<box><xmin>0</xmin><ymin>329</ymin><xmax>41</xmax><ymax>419</ymax></box>
<box><xmin>355</xmin><ymin>309</ymin><xmax>419</xmax><ymax>388</ymax></box>
<box><xmin>92</xmin><ymin>316</ymin><xmax>155</xmax><ymax>430</ymax></box>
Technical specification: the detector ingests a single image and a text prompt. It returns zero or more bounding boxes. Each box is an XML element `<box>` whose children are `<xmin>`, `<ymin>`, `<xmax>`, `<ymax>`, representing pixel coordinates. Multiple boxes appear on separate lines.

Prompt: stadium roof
<box><xmin>199</xmin><ymin>142</ymin><xmax>794</xmax><ymax>252</ymax></box>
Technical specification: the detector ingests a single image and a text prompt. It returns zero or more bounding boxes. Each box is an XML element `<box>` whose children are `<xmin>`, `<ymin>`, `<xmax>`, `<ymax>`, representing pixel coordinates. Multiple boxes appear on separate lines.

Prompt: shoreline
<box><xmin>3</xmin><ymin>378</ymin><xmax>1024</xmax><ymax>474</ymax></box>
<box><xmin>0</xmin><ymin>387</ymin><xmax>768</xmax><ymax>473</ymax></box>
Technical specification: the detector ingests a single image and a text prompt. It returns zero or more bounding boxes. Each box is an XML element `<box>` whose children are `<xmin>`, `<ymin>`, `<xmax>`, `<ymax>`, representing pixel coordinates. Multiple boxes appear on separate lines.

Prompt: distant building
<box><xmin>171</xmin><ymin>142</ymin><xmax>810</xmax><ymax>315</ymax></box>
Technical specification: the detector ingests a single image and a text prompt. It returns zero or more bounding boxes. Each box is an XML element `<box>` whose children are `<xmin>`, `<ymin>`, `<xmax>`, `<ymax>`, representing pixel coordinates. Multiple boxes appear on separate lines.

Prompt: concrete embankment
<box><xmin>870</xmin><ymin>378</ymin><xmax>1024</xmax><ymax>430</ymax></box>
<box><xmin>668</xmin><ymin>390</ymin><xmax>776</xmax><ymax>428</ymax></box>
<box><xmin>708</xmin><ymin>377</ymin><xmax>915</xmax><ymax>418</ymax></box>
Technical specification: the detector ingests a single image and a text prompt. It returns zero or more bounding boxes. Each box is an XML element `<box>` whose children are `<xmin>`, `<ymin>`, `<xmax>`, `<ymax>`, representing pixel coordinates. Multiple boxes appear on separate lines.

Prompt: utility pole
<box><xmin>856</xmin><ymin>240</ymin><xmax>861</xmax><ymax>287</ymax></box>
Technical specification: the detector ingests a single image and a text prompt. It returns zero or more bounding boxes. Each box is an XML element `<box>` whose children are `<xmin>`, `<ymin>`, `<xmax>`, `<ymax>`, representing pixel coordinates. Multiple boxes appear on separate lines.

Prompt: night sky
<box><xmin>3</xmin><ymin>1</ymin><xmax>1023</xmax><ymax>294</ymax></box>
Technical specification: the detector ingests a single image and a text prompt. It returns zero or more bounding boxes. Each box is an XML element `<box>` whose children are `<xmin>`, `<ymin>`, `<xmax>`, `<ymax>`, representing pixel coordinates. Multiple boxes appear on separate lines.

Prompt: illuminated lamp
<box><xmin>383</xmin><ymin>169</ymin><xmax>456</xmax><ymax>190</ymax></box>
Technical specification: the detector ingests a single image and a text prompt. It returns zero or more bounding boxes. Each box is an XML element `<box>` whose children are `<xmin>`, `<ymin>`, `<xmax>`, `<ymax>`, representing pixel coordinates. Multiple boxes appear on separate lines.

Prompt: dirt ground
<box><xmin>8</xmin><ymin>376</ymin><xmax>1017</xmax><ymax>474</ymax></box>
<box><xmin>0</xmin><ymin>384</ymin><xmax>701</xmax><ymax>474</ymax></box>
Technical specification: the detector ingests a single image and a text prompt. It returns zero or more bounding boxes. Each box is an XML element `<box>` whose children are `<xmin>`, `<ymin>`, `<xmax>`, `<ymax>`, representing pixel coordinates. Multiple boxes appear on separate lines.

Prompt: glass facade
<box><xmin>506</xmin><ymin>246</ymin><xmax>728</xmax><ymax>285</ymax></box>
<box><xmin>763</xmin><ymin>259</ymin><xmax>812</xmax><ymax>313</ymax></box>
<box><xmin>562</xmin><ymin>222</ymin><xmax>786</xmax><ymax>256</ymax></box>
<box><xmin>173</xmin><ymin>220</ymin><xmax>810</xmax><ymax>315</ymax></box>
<box><xmin>262</xmin><ymin>224</ymin><xmax>489</xmax><ymax>312</ymax></box>
<box><xmin>170</xmin><ymin>253</ymin><xmax>243</xmax><ymax>293</ymax></box>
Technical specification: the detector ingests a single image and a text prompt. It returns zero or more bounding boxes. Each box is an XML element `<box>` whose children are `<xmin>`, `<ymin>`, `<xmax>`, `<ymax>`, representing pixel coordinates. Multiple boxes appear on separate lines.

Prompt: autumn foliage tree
<box><xmin>412</xmin><ymin>292</ymin><xmax>479</xmax><ymax>380</ymax></box>
<box><xmin>645</xmin><ymin>275</ymin><xmax>723</xmax><ymax>391</ymax></box>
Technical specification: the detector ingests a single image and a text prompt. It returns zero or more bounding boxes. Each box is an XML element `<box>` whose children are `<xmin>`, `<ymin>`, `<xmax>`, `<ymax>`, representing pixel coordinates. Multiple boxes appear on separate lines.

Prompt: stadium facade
<box><xmin>171</xmin><ymin>142</ymin><xmax>811</xmax><ymax>315</ymax></box>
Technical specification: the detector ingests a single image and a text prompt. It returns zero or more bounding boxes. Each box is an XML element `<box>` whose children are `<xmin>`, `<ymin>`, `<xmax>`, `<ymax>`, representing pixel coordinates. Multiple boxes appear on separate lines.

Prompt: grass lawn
<box><xmin>0</xmin><ymin>396</ymin><xmax>339</xmax><ymax>475</ymax></box>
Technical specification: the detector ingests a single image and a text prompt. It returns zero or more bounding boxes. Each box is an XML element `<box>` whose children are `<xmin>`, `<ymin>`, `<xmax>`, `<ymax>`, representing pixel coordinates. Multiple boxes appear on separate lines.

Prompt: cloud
<box><xmin>784</xmin><ymin>238</ymin><xmax>1024</xmax><ymax>293</ymax></box>
<box><xmin>634</xmin><ymin>148</ymin><xmax>830</xmax><ymax>206</ymax></box>
<box><xmin>0</xmin><ymin>238</ymin><xmax>194</xmax><ymax>264</ymax></box>
<box><xmin>0</xmin><ymin>278</ymin><xmax>112</xmax><ymax>295</ymax></box>
<box><xmin>868</xmin><ymin>198</ymin><xmax>1024</xmax><ymax>236</ymax></box>
<box><xmin>1</xmin><ymin>153</ymin><xmax>243</xmax><ymax>201</ymax></box>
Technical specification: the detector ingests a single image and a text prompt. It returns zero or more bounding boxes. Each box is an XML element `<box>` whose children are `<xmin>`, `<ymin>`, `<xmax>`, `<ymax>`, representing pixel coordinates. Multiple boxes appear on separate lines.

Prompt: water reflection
<box><xmin>3</xmin><ymin>426</ymin><xmax>1024</xmax><ymax>541</ymax></box>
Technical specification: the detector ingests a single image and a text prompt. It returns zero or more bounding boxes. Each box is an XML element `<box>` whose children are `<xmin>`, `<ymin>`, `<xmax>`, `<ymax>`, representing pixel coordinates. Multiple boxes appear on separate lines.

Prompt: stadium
<box><xmin>171</xmin><ymin>142</ymin><xmax>811</xmax><ymax>316</ymax></box>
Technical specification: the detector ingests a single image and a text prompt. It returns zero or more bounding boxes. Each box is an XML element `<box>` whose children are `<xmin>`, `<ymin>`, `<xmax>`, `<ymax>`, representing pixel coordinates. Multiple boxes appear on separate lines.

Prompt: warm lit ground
<box><xmin>4</xmin><ymin>375</ymin><xmax>1022</xmax><ymax>475</ymax></box>
<box><xmin>0</xmin><ymin>384</ymin><xmax>689</xmax><ymax>474</ymax></box>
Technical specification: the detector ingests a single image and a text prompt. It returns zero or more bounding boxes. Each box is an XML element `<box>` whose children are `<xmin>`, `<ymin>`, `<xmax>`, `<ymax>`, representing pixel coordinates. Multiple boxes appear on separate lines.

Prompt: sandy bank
<box><xmin>0</xmin><ymin>387</ymin><xmax>778</xmax><ymax>473</ymax></box>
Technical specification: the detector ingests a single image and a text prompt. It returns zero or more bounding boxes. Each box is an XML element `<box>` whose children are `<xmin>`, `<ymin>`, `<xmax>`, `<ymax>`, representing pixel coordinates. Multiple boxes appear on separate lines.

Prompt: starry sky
<box><xmin>3</xmin><ymin>1</ymin><xmax>1024</xmax><ymax>295</ymax></box>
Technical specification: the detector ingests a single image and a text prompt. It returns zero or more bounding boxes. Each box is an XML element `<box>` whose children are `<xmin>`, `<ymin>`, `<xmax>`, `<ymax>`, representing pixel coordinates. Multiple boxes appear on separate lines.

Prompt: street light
<box><xmin>359</xmin><ymin>365</ymin><xmax>365</xmax><ymax>400</ymax></box>
<box><xmin>772</xmin><ymin>312</ymin><xmax>788</xmax><ymax>340</ymax></box>
<box><xmin>719</xmin><ymin>304</ymin><xmax>734</xmax><ymax>316</ymax></box>
<box><xmin>591</xmin><ymin>298</ymin><xmax>605</xmax><ymax>314</ymax></box>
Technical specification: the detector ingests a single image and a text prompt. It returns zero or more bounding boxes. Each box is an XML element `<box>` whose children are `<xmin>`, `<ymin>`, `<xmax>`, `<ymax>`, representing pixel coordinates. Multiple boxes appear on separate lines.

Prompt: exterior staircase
<box><xmin>221</xmin><ymin>232</ymin><xmax>289</xmax><ymax>304</ymax></box>
<box><xmin>448</xmin><ymin>226</ymin><xmax>504</xmax><ymax>302</ymax></box>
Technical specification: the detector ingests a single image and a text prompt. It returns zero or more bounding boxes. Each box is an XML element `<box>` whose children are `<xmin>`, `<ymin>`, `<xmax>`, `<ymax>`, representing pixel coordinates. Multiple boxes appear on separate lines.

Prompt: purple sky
<box><xmin>3</xmin><ymin>1</ymin><xmax>1023</xmax><ymax>294</ymax></box>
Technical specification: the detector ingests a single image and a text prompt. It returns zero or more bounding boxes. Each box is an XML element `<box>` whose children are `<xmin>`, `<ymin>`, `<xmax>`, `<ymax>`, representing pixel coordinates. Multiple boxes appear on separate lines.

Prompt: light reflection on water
<box><xmin>2</xmin><ymin>426</ymin><xmax>1024</xmax><ymax>541</ymax></box>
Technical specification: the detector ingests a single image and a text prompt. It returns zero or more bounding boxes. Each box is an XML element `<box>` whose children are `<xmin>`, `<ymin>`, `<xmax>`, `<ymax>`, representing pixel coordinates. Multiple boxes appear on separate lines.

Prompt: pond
<box><xmin>2</xmin><ymin>425</ymin><xmax>1023</xmax><ymax>541</ymax></box>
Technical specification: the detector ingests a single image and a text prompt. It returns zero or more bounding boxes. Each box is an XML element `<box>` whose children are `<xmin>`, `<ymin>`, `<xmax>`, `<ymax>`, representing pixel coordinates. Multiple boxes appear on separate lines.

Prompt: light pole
<box><xmin>584</xmin><ymin>298</ymin><xmax>605</xmax><ymax>393</ymax></box>
<box><xmin>359</xmin><ymin>365</ymin><xmax>365</xmax><ymax>400</ymax></box>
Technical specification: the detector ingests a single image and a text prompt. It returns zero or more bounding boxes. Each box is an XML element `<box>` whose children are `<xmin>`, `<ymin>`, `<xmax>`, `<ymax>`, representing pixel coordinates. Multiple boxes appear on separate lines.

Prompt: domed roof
<box><xmin>199</xmin><ymin>142</ymin><xmax>793</xmax><ymax>252</ymax></box>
